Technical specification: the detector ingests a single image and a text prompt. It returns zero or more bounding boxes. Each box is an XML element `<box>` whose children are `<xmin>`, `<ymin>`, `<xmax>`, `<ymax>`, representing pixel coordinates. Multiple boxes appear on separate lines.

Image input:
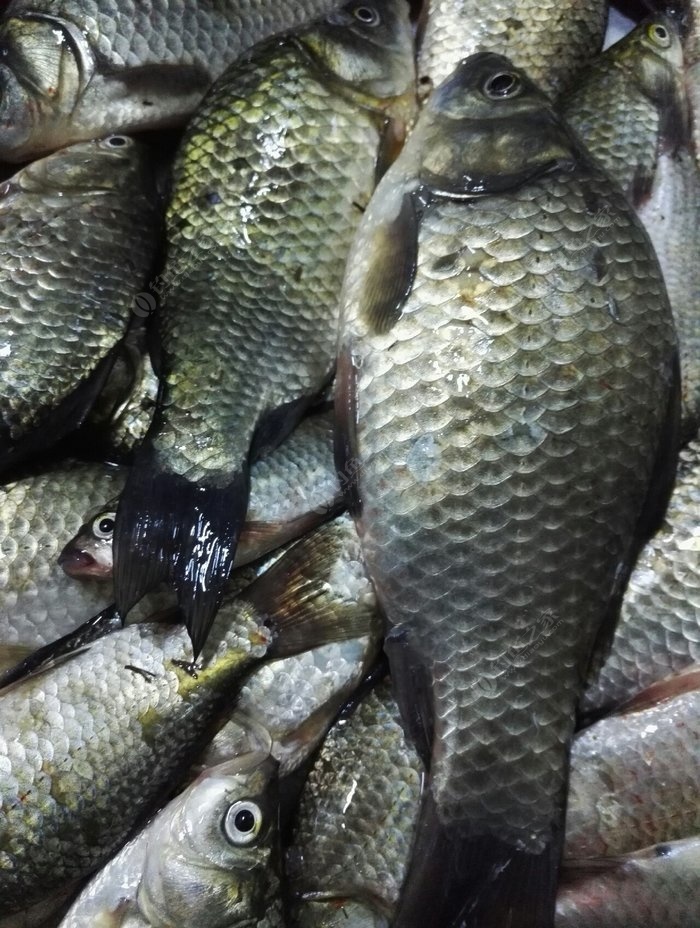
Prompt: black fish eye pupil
<box><xmin>107</xmin><ymin>136</ymin><xmax>127</xmax><ymax>147</ymax></box>
<box><xmin>485</xmin><ymin>72</ymin><xmax>519</xmax><ymax>97</ymax></box>
<box><xmin>235</xmin><ymin>809</ymin><xmax>256</xmax><ymax>832</ymax></box>
<box><xmin>99</xmin><ymin>518</ymin><xmax>114</xmax><ymax>534</ymax></box>
<box><xmin>654</xmin><ymin>25</ymin><xmax>667</xmax><ymax>39</ymax></box>
<box><xmin>354</xmin><ymin>6</ymin><xmax>379</xmax><ymax>25</ymax></box>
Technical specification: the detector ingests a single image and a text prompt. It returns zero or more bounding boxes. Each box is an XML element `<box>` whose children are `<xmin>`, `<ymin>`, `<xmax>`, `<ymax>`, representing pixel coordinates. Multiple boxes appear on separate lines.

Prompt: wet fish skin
<box><xmin>583</xmin><ymin>439</ymin><xmax>700</xmax><ymax>717</ymax></box>
<box><xmin>568</xmin><ymin>666</ymin><xmax>700</xmax><ymax>857</ymax></box>
<box><xmin>555</xmin><ymin>838</ymin><xmax>700</xmax><ymax>928</ymax></box>
<box><xmin>0</xmin><ymin>460</ymin><xmax>125</xmax><ymax>669</ymax></box>
<box><xmin>61</xmin><ymin>411</ymin><xmax>341</xmax><ymax>580</ymax></box>
<box><xmin>114</xmin><ymin>0</ymin><xmax>416</xmax><ymax>658</ymax></box>
<box><xmin>417</xmin><ymin>0</ymin><xmax>608</xmax><ymax>97</ymax></box>
<box><xmin>335</xmin><ymin>51</ymin><xmax>678</xmax><ymax>928</ymax></box>
<box><xmin>0</xmin><ymin>0</ymin><xmax>348</xmax><ymax>162</ymax></box>
<box><xmin>290</xmin><ymin>682</ymin><xmax>700</xmax><ymax>928</ymax></box>
<box><xmin>0</xmin><ymin>135</ymin><xmax>160</xmax><ymax>473</ymax></box>
<box><xmin>288</xmin><ymin>679</ymin><xmax>423</xmax><ymax>928</ymax></box>
<box><xmin>0</xmin><ymin>517</ymin><xmax>373</xmax><ymax>913</ymax></box>
<box><xmin>562</xmin><ymin>15</ymin><xmax>700</xmax><ymax>438</ymax></box>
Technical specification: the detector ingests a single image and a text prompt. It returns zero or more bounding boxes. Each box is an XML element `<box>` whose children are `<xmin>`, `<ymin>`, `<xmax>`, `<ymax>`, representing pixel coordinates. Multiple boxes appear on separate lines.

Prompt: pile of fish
<box><xmin>0</xmin><ymin>0</ymin><xmax>698</xmax><ymax>925</ymax></box>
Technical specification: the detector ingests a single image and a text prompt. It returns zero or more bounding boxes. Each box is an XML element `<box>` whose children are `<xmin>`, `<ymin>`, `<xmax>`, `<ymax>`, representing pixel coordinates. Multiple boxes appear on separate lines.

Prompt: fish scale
<box><xmin>418</xmin><ymin>0</ymin><xmax>608</xmax><ymax>96</ymax></box>
<box><xmin>336</xmin><ymin>52</ymin><xmax>677</xmax><ymax>928</ymax></box>
<box><xmin>0</xmin><ymin>0</ymin><xmax>345</xmax><ymax>159</ymax></box>
<box><xmin>115</xmin><ymin>2</ymin><xmax>416</xmax><ymax>658</ymax></box>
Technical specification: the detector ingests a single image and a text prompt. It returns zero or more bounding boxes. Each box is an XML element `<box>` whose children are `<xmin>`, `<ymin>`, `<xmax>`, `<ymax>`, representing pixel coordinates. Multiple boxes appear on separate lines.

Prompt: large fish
<box><xmin>62</xmin><ymin>411</ymin><xmax>342</xmax><ymax>580</ymax></box>
<box><xmin>562</xmin><ymin>15</ymin><xmax>700</xmax><ymax>438</ymax></box>
<box><xmin>0</xmin><ymin>135</ymin><xmax>160</xmax><ymax>474</ymax></box>
<box><xmin>0</xmin><ymin>518</ymin><xmax>373</xmax><ymax>913</ymax></box>
<box><xmin>0</xmin><ymin>0</ymin><xmax>349</xmax><ymax>162</ymax></box>
<box><xmin>417</xmin><ymin>0</ymin><xmax>608</xmax><ymax>96</ymax></box>
<box><xmin>568</xmin><ymin>665</ymin><xmax>700</xmax><ymax>857</ymax></box>
<box><xmin>334</xmin><ymin>52</ymin><xmax>678</xmax><ymax>928</ymax></box>
<box><xmin>114</xmin><ymin>0</ymin><xmax>416</xmax><ymax>657</ymax></box>
<box><xmin>583</xmin><ymin>438</ymin><xmax>700</xmax><ymax>717</ymax></box>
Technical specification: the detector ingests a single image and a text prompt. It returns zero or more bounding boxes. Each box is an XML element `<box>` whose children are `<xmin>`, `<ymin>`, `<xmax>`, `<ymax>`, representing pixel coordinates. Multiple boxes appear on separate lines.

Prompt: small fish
<box><xmin>0</xmin><ymin>459</ymin><xmax>125</xmax><ymax>671</ymax></box>
<box><xmin>0</xmin><ymin>135</ymin><xmax>160</xmax><ymax>473</ymax></box>
<box><xmin>568</xmin><ymin>665</ymin><xmax>700</xmax><ymax>857</ymax></box>
<box><xmin>60</xmin><ymin>411</ymin><xmax>342</xmax><ymax>580</ymax></box>
<box><xmin>334</xmin><ymin>51</ymin><xmax>678</xmax><ymax>928</ymax></box>
<box><xmin>0</xmin><ymin>518</ymin><xmax>374</xmax><ymax>914</ymax></box>
<box><xmin>114</xmin><ymin>0</ymin><xmax>416</xmax><ymax>658</ymax></box>
<box><xmin>417</xmin><ymin>0</ymin><xmax>608</xmax><ymax>97</ymax></box>
<box><xmin>583</xmin><ymin>438</ymin><xmax>700</xmax><ymax>718</ymax></box>
<box><xmin>555</xmin><ymin>837</ymin><xmax>700</xmax><ymax>928</ymax></box>
<box><xmin>562</xmin><ymin>15</ymin><xmax>700</xmax><ymax>438</ymax></box>
<box><xmin>0</xmin><ymin>0</ymin><xmax>348</xmax><ymax>161</ymax></box>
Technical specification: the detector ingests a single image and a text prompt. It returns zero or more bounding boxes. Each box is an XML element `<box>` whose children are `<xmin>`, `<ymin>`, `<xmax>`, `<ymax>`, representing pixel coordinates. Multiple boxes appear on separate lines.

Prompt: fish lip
<box><xmin>57</xmin><ymin>545</ymin><xmax>108</xmax><ymax>578</ymax></box>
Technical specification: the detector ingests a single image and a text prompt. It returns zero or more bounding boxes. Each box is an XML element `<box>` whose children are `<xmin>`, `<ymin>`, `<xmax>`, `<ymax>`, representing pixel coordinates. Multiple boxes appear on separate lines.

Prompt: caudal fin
<box><xmin>392</xmin><ymin>791</ymin><xmax>561</xmax><ymax>928</ymax></box>
<box><xmin>114</xmin><ymin>443</ymin><xmax>249</xmax><ymax>657</ymax></box>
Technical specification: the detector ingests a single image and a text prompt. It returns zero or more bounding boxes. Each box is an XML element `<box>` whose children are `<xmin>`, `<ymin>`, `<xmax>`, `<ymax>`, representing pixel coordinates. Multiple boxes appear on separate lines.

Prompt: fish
<box><xmin>583</xmin><ymin>438</ymin><xmax>700</xmax><ymax>718</ymax></box>
<box><xmin>567</xmin><ymin>665</ymin><xmax>700</xmax><ymax>857</ymax></box>
<box><xmin>416</xmin><ymin>0</ymin><xmax>608</xmax><ymax>97</ymax></box>
<box><xmin>0</xmin><ymin>517</ymin><xmax>374</xmax><ymax>913</ymax></box>
<box><xmin>290</xmin><ymin>680</ymin><xmax>700</xmax><ymax>928</ymax></box>
<box><xmin>114</xmin><ymin>0</ymin><xmax>416</xmax><ymax>658</ymax></box>
<box><xmin>58</xmin><ymin>755</ymin><xmax>290</xmax><ymax>928</ymax></box>
<box><xmin>0</xmin><ymin>135</ymin><xmax>160</xmax><ymax>474</ymax></box>
<box><xmin>561</xmin><ymin>15</ymin><xmax>700</xmax><ymax>439</ymax></box>
<box><xmin>288</xmin><ymin>678</ymin><xmax>423</xmax><ymax>928</ymax></box>
<box><xmin>555</xmin><ymin>837</ymin><xmax>700</xmax><ymax>928</ymax></box>
<box><xmin>0</xmin><ymin>0</ymin><xmax>351</xmax><ymax>162</ymax></box>
<box><xmin>61</xmin><ymin>410</ymin><xmax>342</xmax><ymax>581</ymax></box>
<box><xmin>334</xmin><ymin>51</ymin><xmax>679</xmax><ymax>928</ymax></box>
<box><xmin>0</xmin><ymin>459</ymin><xmax>125</xmax><ymax>671</ymax></box>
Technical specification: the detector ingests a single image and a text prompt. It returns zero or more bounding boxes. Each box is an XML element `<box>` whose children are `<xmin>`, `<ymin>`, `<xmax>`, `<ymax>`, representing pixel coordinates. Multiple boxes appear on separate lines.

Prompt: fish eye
<box><xmin>647</xmin><ymin>23</ymin><xmax>671</xmax><ymax>47</ymax></box>
<box><xmin>104</xmin><ymin>135</ymin><xmax>130</xmax><ymax>148</ymax></box>
<box><xmin>352</xmin><ymin>5</ymin><xmax>381</xmax><ymax>26</ymax></box>
<box><xmin>223</xmin><ymin>800</ymin><xmax>263</xmax><ymax>846</ymax></box>
<box><xmin>483</xmin><ymin>71</ymin><xmax>521</xmax><ymax>99</ymax></box>
<box><xmin>92</xmin><ymin>513</ymin><xmax>116</xmax><ymax>540</ymax></box>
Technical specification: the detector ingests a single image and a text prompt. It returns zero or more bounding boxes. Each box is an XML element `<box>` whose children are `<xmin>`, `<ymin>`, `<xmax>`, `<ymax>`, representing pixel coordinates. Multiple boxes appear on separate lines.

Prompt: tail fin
<box><xmin>114</xmin><ymin>442</ymin><xmax>249</xmax><ymax>657</ymax></box>
<box><xmin>392</xmin><ymin>791</ymin><xmax>561</xmax><ymax>928</ymax></box>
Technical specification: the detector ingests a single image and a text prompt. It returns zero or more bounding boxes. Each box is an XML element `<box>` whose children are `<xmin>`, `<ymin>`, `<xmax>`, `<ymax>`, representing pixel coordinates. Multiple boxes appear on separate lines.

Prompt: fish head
<box><xmin>414</xmin><ymin>51</ymin><xmax>578</xmax><ymax>197</ymax></box>
<box><xmin>294</xmin><ymin>898</ymin><xmax>389</xmax><ymax>928</ymax></box>
<box><xmin>58</xmin><ymin>507</ymin><xmax>116</xmax><ymax>579</ymax></box>
<box><xmin>300</xmin><ymin>0</ymin><xmax>416</xmax><ymax>116</ymax></box>
<box><xmin>16</xmin><ymin>135</ymin><xmax>150</xmax><ymax>195</ymax></box>
<box><xmin>616</xmin><ymin>16</ymin><xmax>685</xmax><ymax>104</ymax></box>
<box><xmin>136</xmin><ymin>752</ymin><xmax>279</xmax><ymax>928</ymax></box>
<box><xmin>0</xmin><ymin>15</ymin><xmax>92</xmax><ymax>162</ymax></box>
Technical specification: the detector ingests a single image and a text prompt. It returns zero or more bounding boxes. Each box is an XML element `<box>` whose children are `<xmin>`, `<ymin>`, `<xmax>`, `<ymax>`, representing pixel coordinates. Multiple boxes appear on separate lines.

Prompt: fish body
<box><xmin>555</xmin><ymin>838</ymin><xmax>700</xmax><ymax>928</ymax></box>
<box><xmin>61</xmin><ymin>411</ymin><xmax>341</xmax><ymax>580</ymax></box>
<box><xmin>335</xmin><ymin>52</ymin><xmax>678</xmax><ymax>928</ymax></box>
<box><xmin>568</xmin><ymin>666</ymin><xmax>700</xmax><ymax>857</ymax></box>
<box><xmin>0</xmin><ymin>136</ymin><xmax>160</xmax><ymax>473</ymax></box>
<box><xmin>583</xmin><ymin>439</ymin><xmax>700</xmax><ymax>716</ymax></box>
<box><xmin>562</xmin><ymin>15</ymin><xmax>700</xmax><ymax>437</ymax></box>
<box><xmin>114</xmin><ymin>0</ymin><xmax>416</xmax><ymax>657</ymax></box>
<box><xmin>0</xmin><ymin>518</ymin><xmax>373</xmax><ymax>912</ymax></box>
<box><xmin>417</xmin><ymin>0</ymin><xmax>608</xmax><ymax>96</ymax></box>
<box><xmin>0</xmin><ymin>0</ymin><xmax>348</xmax><ymax>161</ymax></box>
<box><xmin>288</xmin><ymin>679</ymin><xmax>423</xmax><ymax>928</ymax></box>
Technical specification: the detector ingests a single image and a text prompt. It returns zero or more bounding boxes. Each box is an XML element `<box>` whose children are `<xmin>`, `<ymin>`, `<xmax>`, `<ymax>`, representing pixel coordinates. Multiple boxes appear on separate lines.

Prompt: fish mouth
<box><xmin>58</xmin><ymin>545</ymin><xmax>109</xmax><ymax>579</ymax></box>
